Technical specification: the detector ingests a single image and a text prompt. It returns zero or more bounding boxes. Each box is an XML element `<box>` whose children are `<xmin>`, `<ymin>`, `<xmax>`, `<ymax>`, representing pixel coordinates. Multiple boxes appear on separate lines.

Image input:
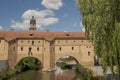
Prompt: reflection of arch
<box><xmin>16</xmin><ymin>56</ymin><xmax>43</xmax><ymax>69</ymax></box>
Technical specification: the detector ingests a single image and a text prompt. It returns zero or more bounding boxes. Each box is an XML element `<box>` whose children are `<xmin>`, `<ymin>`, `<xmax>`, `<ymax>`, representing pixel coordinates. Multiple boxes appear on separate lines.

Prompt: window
<box><xmin>32</xmin><ymin>41</ymin><xmax>34</xmax><ymax>45</ymax></box>
<box><xmin>28</xmin><ymin>41</ymin><xmax>30</xmax><ymax>43</ymax></box>
<box><xmin>66</xmin><ymin>40</ymin><xmax>68</xmax><ymax>43</ymax></box>
<box><xmin>21</xmin><ymin>47</ymin><xmax>23</xmax><ymax>51</ymax></box>
<box><xmin>72</xmin><ymin>47</ymin><xmax>74</xmax><ymax>50</ymax></box>
<box><xmin>29</xmin><ymin>33</ymin><xmax>33</xmax><ymax>36</ymax></box>
<box><xmin>59</xmin><ymin>47</ymin><xmax>62</xmax><ymax>51</ymax></box>
<box><xmin>29</xmin><ymin>47</ymin><xmax>32</xmax><ymax>51</ymax></box>
<box><xmin>21</xmin><ymin>40</ymin><xmax>23</xmax><ymax>43</ymax></box>
<box><xmin>28</xmin><ymin>47</ymin><xmax>32</xmax><ymax>55</ymax></box>
<box><xmin>37</xmin><ymin>47</ymin><xmax>39</xmax><ymax>51</ymax></box>
<box><xmin>58</xmin><ymin>41</ymin><xmax>60</xmax><ymax>43</ymax></box>
<box><xmin>74</xmin><ymin>40</ymin><xmax>76</xmax><ymax>43</ymax></box>
<box><xmin>13</xmin><ymin>47</ymin><xmax>15</xmax><ymax>51</ymax></box>
<box><xmin>66</xmin><ymin>33</ymin><xmax>70</xmax><ymax>36</ymax></box>
<box><xmin>88</xmin><ymin>51</ymin><xmax>90</xmax><ymax>56</ymax></box>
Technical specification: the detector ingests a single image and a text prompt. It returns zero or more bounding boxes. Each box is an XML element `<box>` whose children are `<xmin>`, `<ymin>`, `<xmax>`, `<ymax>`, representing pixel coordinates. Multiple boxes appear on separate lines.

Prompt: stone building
<box><xmin>0</xmin><ymin>16</ymin><xmax>94</xmax><ymax>71</ymax></box>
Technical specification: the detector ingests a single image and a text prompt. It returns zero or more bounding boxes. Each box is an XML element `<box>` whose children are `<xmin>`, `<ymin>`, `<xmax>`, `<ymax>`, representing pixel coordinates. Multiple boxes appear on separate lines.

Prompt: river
<box><xmin>8</xmin><ymin>68</ymin><xmax>81</xmax><ymax>80</ymax></box>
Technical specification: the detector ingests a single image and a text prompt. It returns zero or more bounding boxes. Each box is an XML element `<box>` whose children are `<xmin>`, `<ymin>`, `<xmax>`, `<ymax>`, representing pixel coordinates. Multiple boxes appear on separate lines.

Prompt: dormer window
<box><xmin>66</xmin><ymin>33</ymin><xmax>70</xmax><ymax>36</ymax></box>
<box><xmin>29</xmin><ymin>33</ymin><xmax>33</xmax><ymax>36</ymax></box>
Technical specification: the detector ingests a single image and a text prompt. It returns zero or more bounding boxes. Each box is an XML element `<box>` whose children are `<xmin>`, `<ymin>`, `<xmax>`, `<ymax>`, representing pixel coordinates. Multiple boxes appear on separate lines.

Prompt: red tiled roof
<box><xmin>0</xmin><ymin>31</ymin><xmax>86</xmax><ymax>41</ymax></box>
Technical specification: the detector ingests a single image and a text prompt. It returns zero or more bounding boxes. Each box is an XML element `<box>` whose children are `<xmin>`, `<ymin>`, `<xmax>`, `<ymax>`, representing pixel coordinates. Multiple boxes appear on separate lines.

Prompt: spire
<box><xmin>29</xmin><ymin>16</ymin><xmax>36</xmax><ymax>31</ymax></box>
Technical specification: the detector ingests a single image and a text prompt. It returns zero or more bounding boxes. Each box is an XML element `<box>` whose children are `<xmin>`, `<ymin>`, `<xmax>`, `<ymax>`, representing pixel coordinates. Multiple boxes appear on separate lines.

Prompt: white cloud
<box><xmin>80</xmin><ymin>21</ymin><xmax>85</xmax><ymax>32</ymax></box>
<box><xmin>0</xmin><ymin>26</ymin><xmax>3</xmax><ymax>30</ymax></box>
<box><xmin>10</xmin><ymin>9</ymin><xmax>59</xmax><ymax>31</ymax></box>
<box><xmin>41</xmin><ymin>0</ymin><xmax>63</xmax><ymax>10</ymax></box>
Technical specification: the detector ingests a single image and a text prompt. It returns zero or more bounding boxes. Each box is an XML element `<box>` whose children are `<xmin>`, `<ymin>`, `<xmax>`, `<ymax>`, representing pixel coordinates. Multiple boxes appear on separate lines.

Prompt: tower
<box><xmin>29</xmin><ymin>16</ymin><xmax>36</xmax><ymax>31</ymax></box>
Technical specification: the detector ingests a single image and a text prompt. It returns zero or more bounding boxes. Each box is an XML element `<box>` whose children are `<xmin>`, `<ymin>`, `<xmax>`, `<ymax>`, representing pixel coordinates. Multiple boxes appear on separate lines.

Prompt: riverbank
<box><xmin>0</xmin><ymin>68</ymin><xmax>16</xmax><ymax>80</ymax></box>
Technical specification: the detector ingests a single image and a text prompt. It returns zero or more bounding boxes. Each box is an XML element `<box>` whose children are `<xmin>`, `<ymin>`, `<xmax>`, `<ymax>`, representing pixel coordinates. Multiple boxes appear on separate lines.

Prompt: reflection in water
<box><xmin>8</xmin><ymin>68</ymin><xmax>79</xmax><ymax>80</ymax></box>
<box><xmin>8</xmin><ymin>70</ymin><xmax>55</xmax><ymax>80</ymax></box>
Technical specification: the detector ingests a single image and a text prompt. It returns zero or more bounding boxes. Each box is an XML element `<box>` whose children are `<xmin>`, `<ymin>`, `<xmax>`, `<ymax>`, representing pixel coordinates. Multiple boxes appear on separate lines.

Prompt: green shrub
<box><xmin>58</xmin><ymin>62</ymin><xmax>67</xmax><ymax>70</ymax></box>
<box><xmin>16</xmin><ymin>57</ymin><xmax>40</xmax><ymax>71</ymax></box>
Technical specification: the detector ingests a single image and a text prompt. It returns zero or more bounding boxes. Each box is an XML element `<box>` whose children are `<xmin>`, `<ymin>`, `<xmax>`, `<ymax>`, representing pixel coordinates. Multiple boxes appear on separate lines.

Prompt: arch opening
<box><xmin>16</xmin><ymin>57</ymin><xmax>43</xmax><ymax>72</ymax></box>
<box><xmin>56</xmin><ymin>55</ymin><xmax>79</xmax><ymax>70</ymax></box>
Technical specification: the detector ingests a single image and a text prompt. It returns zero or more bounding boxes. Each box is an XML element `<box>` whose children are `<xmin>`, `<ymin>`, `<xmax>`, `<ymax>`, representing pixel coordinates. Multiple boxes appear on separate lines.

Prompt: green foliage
<box><xmin>0</xmin><ymin>57</ymin><xmax>41</xmax><ymax>80</ymax></box>
<box><xmin>16</xmin><ymin>57</ymin><xmax>40</xmax><ymax>72</ymax></box>
<box><xmin>77</xmin><ymin>0</ymin><xmax>120</xmax><ymax>77</ymax></box>
<box><xmin>57</xmin><ymin>62</ymin><xmax>67</xmax><ymax>70</ymax></box>
<box><xmin>74</xmin><ymin>64</ymin><xmax>99</xmax><ymax>80</ymax></box>
<box><xmin>0</xmin><ymin>68</ymin><xmax>16</xmax><ymax>80</ymax></box>
<box><xmin>74</xmin><ymin>64</ymin><xmax>82</xmax><ymax>74</ymax></box>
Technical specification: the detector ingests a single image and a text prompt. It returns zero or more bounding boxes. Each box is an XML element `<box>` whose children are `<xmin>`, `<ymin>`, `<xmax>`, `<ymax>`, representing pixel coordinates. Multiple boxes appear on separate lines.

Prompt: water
<box><xmin>8</xmin><ymin>69</ymin><xmax>80</xmax><ymax>80</ymax></box>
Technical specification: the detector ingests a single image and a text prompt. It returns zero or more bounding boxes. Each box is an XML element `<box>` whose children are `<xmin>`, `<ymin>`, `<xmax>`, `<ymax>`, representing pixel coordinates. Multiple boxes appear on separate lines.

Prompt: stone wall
<box><xmin>0</xmin><ymin>38</ymin><xmax>94</xmax><ymax>70</ymax></box>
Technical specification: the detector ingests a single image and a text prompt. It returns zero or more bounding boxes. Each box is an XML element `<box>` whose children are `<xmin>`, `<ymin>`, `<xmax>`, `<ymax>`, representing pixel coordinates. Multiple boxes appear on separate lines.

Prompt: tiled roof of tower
<box><xmin>0</xmin><ymin>31</ymin><xmax>86</xmax><ymax>41</ymax></box>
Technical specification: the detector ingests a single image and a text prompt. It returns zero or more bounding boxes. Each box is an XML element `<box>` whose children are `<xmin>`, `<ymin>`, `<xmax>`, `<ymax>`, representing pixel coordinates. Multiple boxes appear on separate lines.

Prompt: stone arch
<box><xmin>16</xmin><ymin>54</ymin><xmax>43</xmax><ymax>66</ymax></box>
<box><xmin>16</xmin><ymin>56</ymin><xmax>43</xmax><ymax>69</ymax></box>
<box><xmin>55</xmin><ymin>54</ymin><xmax>81</xmax><ymax>65</ymax></box>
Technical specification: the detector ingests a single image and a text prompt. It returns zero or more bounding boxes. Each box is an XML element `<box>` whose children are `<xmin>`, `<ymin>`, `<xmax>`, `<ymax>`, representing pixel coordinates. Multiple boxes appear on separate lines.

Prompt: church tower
<box><xmin>29</xmin><ymin>16</ymin><xmax>36</xmax><ymax>31</ymax></box>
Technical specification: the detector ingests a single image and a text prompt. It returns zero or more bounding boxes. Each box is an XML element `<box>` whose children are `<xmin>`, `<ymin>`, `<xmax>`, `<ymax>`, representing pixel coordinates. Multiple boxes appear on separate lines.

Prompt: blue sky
<box><xmin>0</xmin><ymin>0</ymin><xmax>84</xmax><ymax>32</ymax></box>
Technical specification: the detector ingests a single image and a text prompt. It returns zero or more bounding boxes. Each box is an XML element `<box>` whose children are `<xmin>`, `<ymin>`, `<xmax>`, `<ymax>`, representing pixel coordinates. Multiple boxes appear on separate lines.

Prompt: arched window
<box><xmin>29</xmin><ymin>47</ymin><xmax>32</xmax><ymax>51</ymax></box>
<box><xmin>32</xmin><ymin>41</ymin><xmax>34</xmax><ymax>45</ymax></box>
<box><xmin>59</xmin><ymin>47</ymin><xmax>62</xmax><ymax>51</ymax></box>
<box><xmin>21</xmin><ymin>47</ymin><xmax>23</xmax><ymax>51</ymax></box>
<box><xmin>37</xmin><ymin>47</ymin><xmax>39</xmax><ymax>51</ymax></box>
<box><xmin>88</xmin><ymin>51</ymin><xmax>90</xmax><ymax>56</ymax></box>
<box><xmin>72</xmin><ymin>47</ymin><xmax>74</xmax><ymax>50</ymax></box>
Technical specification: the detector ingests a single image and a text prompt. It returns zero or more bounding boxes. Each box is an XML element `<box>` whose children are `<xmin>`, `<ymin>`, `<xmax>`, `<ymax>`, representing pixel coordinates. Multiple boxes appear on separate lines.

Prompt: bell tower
<box><xmin>29</xmin><ymin>16</ymin><xmax>36</xmax><ymax>31</ymax></box>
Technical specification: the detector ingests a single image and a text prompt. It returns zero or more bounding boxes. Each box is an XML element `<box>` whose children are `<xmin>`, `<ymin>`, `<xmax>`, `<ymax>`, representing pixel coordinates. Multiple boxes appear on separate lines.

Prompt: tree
<box><xmin>16</xmin><ymin>57</ymin><xmax>40</xmax><ymax>72</ymax></box>
<box><xmin>77</xmin><ymin>0</ymin><xmax>120</xmax><ymax>77</ymax></box>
